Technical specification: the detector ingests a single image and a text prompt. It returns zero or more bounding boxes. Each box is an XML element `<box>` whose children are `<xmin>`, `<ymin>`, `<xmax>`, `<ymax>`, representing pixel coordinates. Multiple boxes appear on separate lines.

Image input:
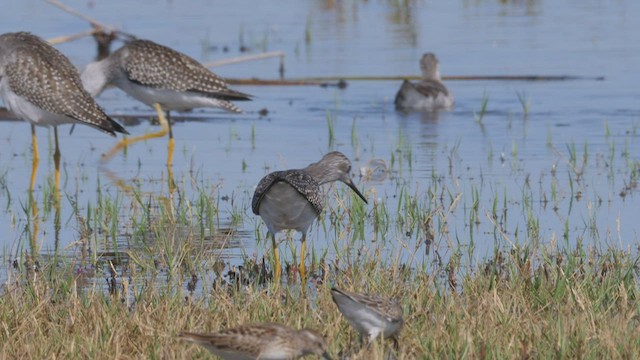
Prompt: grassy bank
<box><xmin>2</xmin><ymin>237</ymin><xmax>639</xmax><ymax>359</ymax></box>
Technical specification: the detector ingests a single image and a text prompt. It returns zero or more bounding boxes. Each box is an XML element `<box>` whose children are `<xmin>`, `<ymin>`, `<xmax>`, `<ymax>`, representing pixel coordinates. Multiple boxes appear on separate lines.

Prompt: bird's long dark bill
<box><xmin>345</xmin><ymin>179</ymin><xmax>368</xmax><ymax>204</ymax></box>
<box><xmin>322</xmin><ymin>351</ymin><xmax>334</xmax><ymax>360</ymax></box>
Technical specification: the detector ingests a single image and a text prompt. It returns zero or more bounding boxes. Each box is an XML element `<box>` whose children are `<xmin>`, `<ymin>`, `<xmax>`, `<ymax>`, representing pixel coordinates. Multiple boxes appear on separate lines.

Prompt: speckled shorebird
<box><xmin>81</xmin><ymin>38</ymin><xmax>251</xmax><ymax>165</ymax></box>
<box><xmin>394</xmin><ymin>53</ymin><xmax>454</xmax><ymax>111</ymax></box>
<box><xmin>179</xmin><ymin>323</ymin><xmax>333</xmax><ymax>360</ymax></box>
<box><xmin>330</xmin><ymin>288</ymin><xmax>404</xmax><ymax>348</ymax></box>
<box><xmin>252</xmin><ymin>152</ymin><xmax>367</xmax><ymax>280</ymax></box>
<box><xmin>0</xmin><ymin>32</ymin><xmax>128</xmax><ymax>191</ymax></box>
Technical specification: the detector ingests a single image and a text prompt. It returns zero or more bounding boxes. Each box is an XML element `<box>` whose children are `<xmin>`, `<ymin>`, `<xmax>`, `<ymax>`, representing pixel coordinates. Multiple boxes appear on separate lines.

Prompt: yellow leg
<box><xmin>167</xmin><ymin>162</ymin><xmax>176</xmax><ymax>195</ymax></box>
<box><xmin>28</xmin><ymin>126</ymin><xmax>39</xmax><ymax>246</ymax></box>
<box><xmin>30</xmin><ymin>125</ymin><xmax>40</xmax><ymax>191</ymax></box>
<box><xmin>167</xmin><ymin>138</ymin><xmax>175</xmax><ymax>168</ymax></box>
<box><xmin>101</xmin><ymin>103</ymin><xmax>169</xmax><ymax>162</ymax></box>
<box><xmin>53</xmin><ymin>127</ymin><xmax>61</xmax><ymax>195</ymax></box>
<box><xmin>299</xmin><ymin>232</ymin><xmax>307</xmax><ymax>281</ymax></box>
<box><xmin>166</xmin><ymin>110</ymin><xmax>175</xmax><ymax>167</ymax></box>
<box><xmin>271</xmin><ymin>233</ymin><xmax>282</xmax><ymax>281</ymax></box>
<box><xmin>28</xmin><ymin>188</ymin><xmax>40</xmax><ymax>257</ymax></box>
<box><xmin>165</xmin><ymin>110</ymin><xmax>176</xmax><ymax>190</ymax></box>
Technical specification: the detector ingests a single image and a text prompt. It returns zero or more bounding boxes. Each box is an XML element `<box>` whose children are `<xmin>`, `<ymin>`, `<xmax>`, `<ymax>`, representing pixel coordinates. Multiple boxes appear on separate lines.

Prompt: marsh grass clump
<box><xmin>473</xmin><ymin>91</ymin><xmax>490</xmax><ymax>124</ymax></box>
<box><xmin>516</xmin><ymin>90</ymin><xmax>530</xmax><ymax>116</ymax></box>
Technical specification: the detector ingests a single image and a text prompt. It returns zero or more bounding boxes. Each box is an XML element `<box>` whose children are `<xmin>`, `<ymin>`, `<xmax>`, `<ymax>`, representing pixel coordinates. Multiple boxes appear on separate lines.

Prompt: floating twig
<box><xmin>47</xmin><ymin>29</ymin><xmax>99</xmax><ymax>45</ymax></box>
<box><xmin>46</xmin><ymin>0</ymin><xmax>137</xmax><ymax>40</ymax></box>
<box><xmin>46</xmin><ymin>0</ymin><xmax>114</xmax><ymax>32</ymax></box>
<box><xmin>304</xmin><ymin>74</ymin><xmax>605</xmax><ymax>82</ymax></box>
<box><xmin>0</xmin><ymin>107</ymin><xmax>20</xmax><ymax>121</ymax></box>
<box><xmin>205</xmin><ymin>51</ymin><xmax>286</xmax><ymax>78</ymax></box>
<box><xmin>224</xmin><ymin>78</ymin><xmax>344</xmax><ymax>87</ymax></box>
<box><xmin>223</xmin><ymin>74</ymin><xmax>604</xmax><ymax>87</ymax></box>
<box><xmin>205</xmin><ymin>51</ymin><xmax>285</xmax><ymax>68</ymax></box>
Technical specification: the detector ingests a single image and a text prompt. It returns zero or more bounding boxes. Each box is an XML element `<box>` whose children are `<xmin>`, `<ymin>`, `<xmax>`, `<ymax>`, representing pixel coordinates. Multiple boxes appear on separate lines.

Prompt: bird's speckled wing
<box><xmin>121</xmin><ymin>40</ymin><xmax>251</xmax><ymax>101</ymax></box>
<box><xmin>332</xmin><ymin>288</ymin><xmax>404</xmax><ymax>322</ymax></box>
<box><xmin>413</xmin><ymin>79</ymin><xmax>449</xmax><ymax>98</ymax></box>
<box><xmin>180</xmin><ymin>323</ymin><xmax>288</xmax><ymax>356</ymax></box>
<box><xmin>252</xmin><ymin>170</ymin><xmax>323</xmax><ymax>215</ymax></box>
<box><xmin>3</xmin><ymin>33</ymin><xmax>126</xmax><ymax>135</ymax></box>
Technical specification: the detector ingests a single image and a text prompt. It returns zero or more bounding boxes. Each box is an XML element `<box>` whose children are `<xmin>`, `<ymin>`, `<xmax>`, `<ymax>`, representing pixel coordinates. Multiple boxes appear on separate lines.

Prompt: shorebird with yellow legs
<box><xmin>0</xmin><ymin>32</ymin><xmax>128</xmax><ymax>192</ymax></box>
<box><xmin>80</xmin><ymin>38</ymin><xmax>252</xmax><ymax>167</ymax></box>
<box><xmin>252</xmin><ymin>151</ymin><xmax>367</xmax><ymax>281</ymax></box>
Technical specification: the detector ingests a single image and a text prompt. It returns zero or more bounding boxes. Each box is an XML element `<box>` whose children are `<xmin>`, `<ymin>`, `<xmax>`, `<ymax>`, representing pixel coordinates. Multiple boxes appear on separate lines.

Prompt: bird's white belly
<box><xmin>398</xmin><ymin>85</ymin><xmax>454</xmax><ymax>111</ymax></box>
<box><xmin>0</xmin><ymin>81</ymin><xmax>75</xmax><ymax>127</ymax></box>
<box><xmin>349</xmin><ymin>307</ymin><xmax>390</xmax><ymax>338</ymax></box>
<box><xmin>258</xmin><ymin>182</ymin><xmax>319</xmax><ymax>235</ymax></box>
<box><xmin>116</xmin><ymin>79</ymin><xmax>223</xmax><ymax>111</ymax></box>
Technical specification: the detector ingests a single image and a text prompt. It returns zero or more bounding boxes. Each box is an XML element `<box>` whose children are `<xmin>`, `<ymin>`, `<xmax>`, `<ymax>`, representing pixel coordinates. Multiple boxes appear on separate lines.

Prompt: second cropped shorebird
<box><xmin>252</xmin><ymin>152</ymin><xmax>367</xmax><ymax>280</ymax></box>
<box><xmin>179</xmin><ymin>323</ymin><xmax>333</xmax><ymax>359</ymax></box>
<box><xmin>394</xmin><ymin>53</ymin><xmax>454</xmax><ymax>111</ymax></box>
<box><xmin>0</xmin><ymin>32</ymin><xmax>128</xmax><ymax>191</ymax></box>
<box><xmin>330</xmin><ymin>288</ymin><xmax>404</xmax><ymax>348</ymax></box>
<box><xmin>81</xmin><ymin>38</ymin><xmax>251</xmax><ymax>164</ymax></box>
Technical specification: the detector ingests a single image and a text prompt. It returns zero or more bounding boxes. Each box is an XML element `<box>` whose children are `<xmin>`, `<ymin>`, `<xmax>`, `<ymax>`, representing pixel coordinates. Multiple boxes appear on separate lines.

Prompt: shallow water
<box><xmin>1</xmin><ymin>0</ymin><xmax>639</xmax><ymax>287</ymax></box>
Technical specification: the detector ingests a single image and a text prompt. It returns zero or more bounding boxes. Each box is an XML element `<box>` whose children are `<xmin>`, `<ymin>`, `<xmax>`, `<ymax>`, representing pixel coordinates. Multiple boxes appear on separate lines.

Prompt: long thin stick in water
<box><xmin>303</xmin><ymin>74</ymin><xmax>605</xmax><ymax>81</ymax></box>
<box><xmin>47</xmin><ymin>29</ymin><xmax>99</xmax><ymax>45</ymax></box>
<box><xmin>46</xmin><ymin>0</ymin><xmax>137</xmax><ymax>39</ymax></box>
<box><xmin>224</xmin><ymin>78</ymin><xmax>338</xmax><ymax>87</ymax></box>
<box><xmin>223</xmin><ymin>73</ymin><xmax>604</xmax><ymax>87</ymax></box>
<box><xmin>46</xmin><ymin>0</ymin><xmax>113</xmax><ymax>30</ymax></box>
<box><xmin>204</xmin><ymin>51</ymin><xmax>285</xmax><ymax>68</ymax></box>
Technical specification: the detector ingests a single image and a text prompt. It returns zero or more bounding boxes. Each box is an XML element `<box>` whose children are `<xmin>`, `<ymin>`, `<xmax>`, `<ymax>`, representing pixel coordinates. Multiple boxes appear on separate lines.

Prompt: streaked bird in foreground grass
<box><xmin>179</xmin><ymin>323</ymin><xmax>333</xmax><ymax>359</ymax></box>
<box><xmin>330</xmin><ymin>288</ymin><xmax>404</xmax><ymax>348</ymax></box>
<box><xmin>0</xmin><ymin>32</ymin><xmax>128</xmax><ymax>191</ymax></box>
<box><xmin>252</xmin><ymin>152</ymin><xmax>367</xmax><ymax>280</ymax></box>
<box><xmin>81</xmin><ymin>38</ymin><xmax>251</xmax><ymax>165</ymax></box>
<box><xmin>394</xmin><ymin>53</ymin><xmax>454</xmax><ymax>111</ymax></box>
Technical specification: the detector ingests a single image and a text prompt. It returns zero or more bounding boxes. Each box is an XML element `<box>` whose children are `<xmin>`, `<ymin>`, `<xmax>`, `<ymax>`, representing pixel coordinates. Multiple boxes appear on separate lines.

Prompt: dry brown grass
<box><xmin>1</xmin><ymin>245</ymin><xmax>639</xmax><ymax>359</ymax></box>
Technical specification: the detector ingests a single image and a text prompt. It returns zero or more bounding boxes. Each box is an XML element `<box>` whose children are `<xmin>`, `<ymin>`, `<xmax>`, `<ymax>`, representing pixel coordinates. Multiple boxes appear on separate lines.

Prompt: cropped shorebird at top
<box><xmin>0</xmin><ymin>32</ymin><xmax>128</xmax><ymax>191</ymax></box>
<box><xmin>331</xmin><ymin>288</ymin><xmax>404</xmax><ymax>349</ymax></box>
<box><xmin>81</xmin><ymin>38</ymin><xmax>252</xmax><ymax>165</ymax></box>
<box><xmin>179</xmin><ymin>323</ymin><xmax>333</xmax><ymax>360</ymax></box>
<box><xmin>394</xmin><ymin>53</ymin><xmax>454</xmax><ymax>111</ymax></box>
<box><xmin>252</xmin><ymin>151</ymin><xmax>367</xmax><ymax>281</ymax></box>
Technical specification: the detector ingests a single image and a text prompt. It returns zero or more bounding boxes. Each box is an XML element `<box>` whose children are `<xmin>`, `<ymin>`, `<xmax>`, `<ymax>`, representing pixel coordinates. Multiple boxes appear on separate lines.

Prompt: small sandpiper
<box><xmin>179</xmin><ymin>323</ymin><xmax>333</xmax><ymax>359</ymax></box>
<box><xmin>330</xmin><ymin>288</ymin><xmax>404</xmax><ymax>348</ymax></box>
<box><xmin>252</xmin><ymin>152</ymin><xmax>367</xmax><ymax>280</ymax></box>
<box><xmin>0</xmin><ymin>31</ymin><xmax>128</xmax><ymax>190</ymax></box>
<box><xmin>80</xmin><ymin>38</ymin><xmax>251</xmax><ymax>164</ymax></box>
<box><xmin>394</xmin><ymin>53</ymin><xmax>454</xmax><ymax>111</ymax></box>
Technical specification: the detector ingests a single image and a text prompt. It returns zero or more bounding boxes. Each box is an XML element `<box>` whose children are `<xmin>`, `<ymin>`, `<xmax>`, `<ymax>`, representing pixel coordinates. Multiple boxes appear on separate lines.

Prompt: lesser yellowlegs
<box><xmin>252</xmin><ymin>151</ymin><xmax>367</xmax><ymax>280</ymax></box>
<box><xmin>330</xmin><ymin>288</ymin><xmax>404</xmax><ymax>348</ymax></box>
<box><xmin>0</xmin><ymin>32</ymin><xmax>128</xmax><ymax>191</ymax></box>
<box><xmin>80</xmin><ymin>38</ymin><xmax>251</xmax><ymax>165</ymax></box>
<box><xmin>179</xmin><ymin>323</ymin><xmax>333</xmax><ymax>359</ymax></box>
<box><xmin>394</xmin><ymin>53</ymin><xmax>454</xmax><ymax>111</ymax></box>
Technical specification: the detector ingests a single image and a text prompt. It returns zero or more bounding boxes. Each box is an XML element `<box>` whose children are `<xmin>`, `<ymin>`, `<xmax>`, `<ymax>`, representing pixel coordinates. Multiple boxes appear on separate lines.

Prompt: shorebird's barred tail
<box><xmin>219</xmin><ymin>100</ymin><xmax>244</xmax><ymax>114</ymax></box>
